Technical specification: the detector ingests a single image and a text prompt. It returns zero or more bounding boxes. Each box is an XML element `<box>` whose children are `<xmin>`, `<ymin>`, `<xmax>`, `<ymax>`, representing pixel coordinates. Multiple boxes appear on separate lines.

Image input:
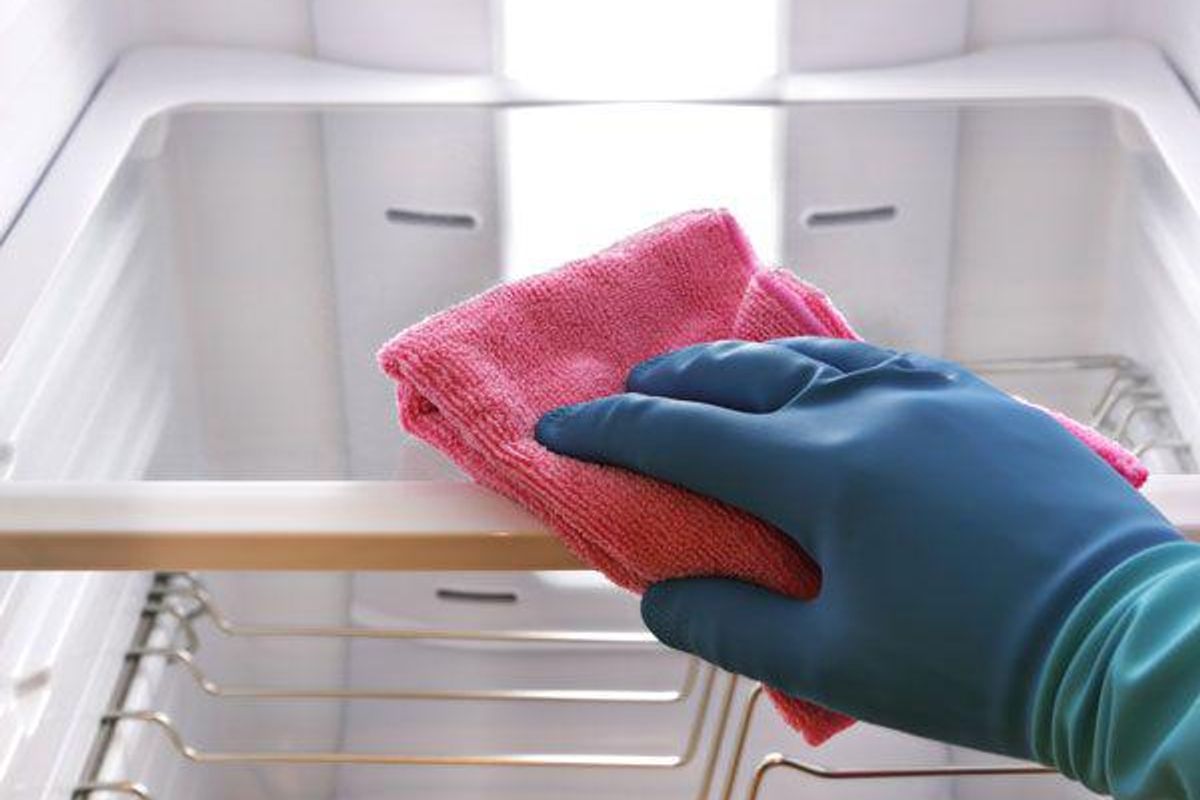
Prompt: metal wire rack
<box><xmin>71</xmin><ymin>578</ymin><xmax>1058</xmax><ymax>800</ymax></box>
<box><xmin>721</xmin><ymin>684</ymin><xmax>1054</xmax><ymax>800</ymax></box>
<box><xmin>966</xmin><ymin>354</ymin><xmax>1197</xmax><ymax>470</ymax></box>
<box><xmin>74</xmin><ymin>355</ymin><xmax>1195</xmax><ymax>799</ymax></box>
<box><xmin>75</xmin><ymin>574</ymin><xmax>739</xmax><ymax>798</ymax></box>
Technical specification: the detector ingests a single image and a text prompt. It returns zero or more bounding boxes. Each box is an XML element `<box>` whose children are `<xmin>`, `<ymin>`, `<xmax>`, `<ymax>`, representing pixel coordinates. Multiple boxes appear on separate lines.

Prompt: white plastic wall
<box><xmin>0</xmin><ymin>0</ymin><xmax>316</xmax><ymax>239</ymax></box>
<box><xmin>0</xmin><ymin>0</ymin><xmax>133</xmax><ymax>238</ymax></box>
<box><xmin>1114</xmin><ymin>0</ymin><xmax>1200</xmax><ymax>96</ymax></box>
<box><xmin>6</xmin><ymin>0</ymin><xmax>1200</xmax><ymax>248</ymax></box>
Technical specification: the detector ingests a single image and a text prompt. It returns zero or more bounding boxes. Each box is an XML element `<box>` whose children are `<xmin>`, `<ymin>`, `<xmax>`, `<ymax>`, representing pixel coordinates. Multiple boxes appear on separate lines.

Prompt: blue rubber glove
<box><xmin>535</xmin><ymin>338</ymin><xmax>1181</xmax><ymax>761</ymax></box>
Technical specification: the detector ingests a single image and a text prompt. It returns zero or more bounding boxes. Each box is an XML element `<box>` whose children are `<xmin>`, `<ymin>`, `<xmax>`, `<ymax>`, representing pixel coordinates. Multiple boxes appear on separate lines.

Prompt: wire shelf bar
<box><xmin>967</xmin><ymin>353</ymin><xmax>1196</xmax><ymax>471</ymax></box>
<box><xmin>157</xmin><ymin>576</ymin><xmax>657</xmax><ymax>645</ymax></box>
<box><xmin>128</xmin><ymin>644</ymin><xmax>701</xmax><ymax>704</ymax></box>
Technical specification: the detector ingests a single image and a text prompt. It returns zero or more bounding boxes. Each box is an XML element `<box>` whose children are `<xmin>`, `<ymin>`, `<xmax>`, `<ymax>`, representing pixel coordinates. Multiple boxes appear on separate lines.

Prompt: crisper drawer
<box><xmin>4</xmin><ymin>41</ymin><xmax>1200</xmax><ymax>800</ymax></box>
<box><xmin>4</xmin><ymin>43</ymin><xmax>1200</xmax><ymax>567</ymax></box>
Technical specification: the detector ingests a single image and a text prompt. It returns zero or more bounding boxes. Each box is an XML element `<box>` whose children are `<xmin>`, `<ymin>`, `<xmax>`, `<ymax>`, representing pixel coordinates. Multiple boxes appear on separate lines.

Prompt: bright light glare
<box><xmin>501</xmin><ymin>0</ymin><xmax>781</xmax><ymax>93</ymax></box>
<box><xmin>534</xmin><ymin>570</ymin><xmax>616</xmax><ymax>590</ymax></box>
<box><xmin>502</xmin><ymin>105</ymin><xmax>780</xmax><ymax>278</ymax></box>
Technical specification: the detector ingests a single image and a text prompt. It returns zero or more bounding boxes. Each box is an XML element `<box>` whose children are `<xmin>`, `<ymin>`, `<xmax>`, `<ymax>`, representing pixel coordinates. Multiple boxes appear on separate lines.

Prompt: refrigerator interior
<box><xmin>5</xmin><ymin>86</ymin><xmax>1200</xmax><ymax>800</ymax></box>
<box><xmin>0</xmin><ymin>37</ymin><xmax>1200</xmax><ymax>796</ymax></box>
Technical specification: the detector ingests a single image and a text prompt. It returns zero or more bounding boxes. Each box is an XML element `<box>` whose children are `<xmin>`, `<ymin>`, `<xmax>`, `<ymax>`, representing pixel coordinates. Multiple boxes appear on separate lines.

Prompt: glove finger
<box><xmin>641</xmin><ymin>578</ymin><xmax>822</xmax><ymax>699</ymax></box>
<box><xmin>626</xmin><ymin>340</ymin><xmax>842</xmax><ymax>413</ymax></box>
<box><xmin>535</xmin><ymin>393</ymin><xmax>800</xmax><ymax>533</ymax></box>
<box><xmin>774</xmin><ymin>336</ymin><xmax>899</xmax><ymax>373</ymax></box>
<box><xmin>778</xmin><ymin>336</ymin><xmax>967</xmax><ymax>380</ymax></box>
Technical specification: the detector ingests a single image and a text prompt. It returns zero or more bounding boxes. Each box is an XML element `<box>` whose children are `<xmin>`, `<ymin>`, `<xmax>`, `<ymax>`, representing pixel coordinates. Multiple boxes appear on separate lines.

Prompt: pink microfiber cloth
<box><xmin>377</xmin><ymin>209</ymin><xmax>1147</xmax><ymax>745</ymax></box>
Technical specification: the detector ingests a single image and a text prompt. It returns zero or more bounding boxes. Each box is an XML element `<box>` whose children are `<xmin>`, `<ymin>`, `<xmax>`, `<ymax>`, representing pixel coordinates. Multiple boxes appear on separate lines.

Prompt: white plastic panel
<box><xmin>946</xmin><ymin>106</ymin><xmax>1124</xmax><ymax>360</ymax></box>
<box><xmin>1114</xmin><ymin>0</ymin><xmax>1200</xmax><ymax>96</ymax></box>
<box><xmin>786</xmin><ymin>0</ymin><xmax>968</xmax><ymax>70</ymax></box>
<box><xmin>783</xmin><ymin>105</ymin><xmax>960</xmax><ymax>353</ymax></box>
<box><xmin>154</xmin><ymin>110</ymin><xmax>347</xmax><ymax>480</ymax></box>
<box><xmin>321</xmin><ymin>107</ymin><xmax>500</xmax><ymax>479</ymax></box>
<box><xmin>0</xmin><ymin>571</ymin><xmax>150</xmax><ymax>800</ymax></box>
<box><xmin>311</xmin><ymin>0</ymin><xmax>492</xmax><ymax>72</ymax></box>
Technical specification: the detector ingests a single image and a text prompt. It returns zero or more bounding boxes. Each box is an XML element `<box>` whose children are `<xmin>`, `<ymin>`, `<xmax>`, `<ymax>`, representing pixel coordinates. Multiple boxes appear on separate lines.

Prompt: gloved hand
<box><xmin>535</xmin><ymin>337</ymin><xmax>1180</xmax><ymax>759</ymax></box>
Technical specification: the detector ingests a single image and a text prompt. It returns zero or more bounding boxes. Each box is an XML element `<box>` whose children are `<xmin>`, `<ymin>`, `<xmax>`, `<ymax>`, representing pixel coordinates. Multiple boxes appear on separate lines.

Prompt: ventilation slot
<box><xmin>385</xmin><ymin>208</ymin><xmax>477</xmax><ymax>229</ymax></box>
<box><xmin>805</xmin><ymin>205</ymin><xmax>897</xmax><ymax>228</ymax></box>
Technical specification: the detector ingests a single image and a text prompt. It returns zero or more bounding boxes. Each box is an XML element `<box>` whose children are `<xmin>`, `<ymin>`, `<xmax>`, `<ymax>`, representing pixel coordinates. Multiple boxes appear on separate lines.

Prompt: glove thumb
<box><xmin>641</xmin><ymin>578</ymin><xmax>821</xmax><ymax>697</ymax></box>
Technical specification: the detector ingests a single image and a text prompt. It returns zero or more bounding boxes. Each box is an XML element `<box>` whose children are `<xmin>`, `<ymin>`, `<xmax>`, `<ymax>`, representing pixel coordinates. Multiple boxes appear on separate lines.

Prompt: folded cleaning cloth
<box><xmin>377</xmin><ymin>209</ymin><xmax>1148</xmax><ymax>745</ymax></box>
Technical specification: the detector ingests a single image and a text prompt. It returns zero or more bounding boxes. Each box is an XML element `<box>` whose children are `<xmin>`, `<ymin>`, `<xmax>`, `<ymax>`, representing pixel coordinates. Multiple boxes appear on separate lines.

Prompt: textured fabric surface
<box><xmin>378</xmin><ymin>209</ymin><xmax>1147</xmax><ymax>744</ymax></box>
